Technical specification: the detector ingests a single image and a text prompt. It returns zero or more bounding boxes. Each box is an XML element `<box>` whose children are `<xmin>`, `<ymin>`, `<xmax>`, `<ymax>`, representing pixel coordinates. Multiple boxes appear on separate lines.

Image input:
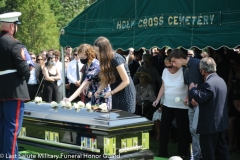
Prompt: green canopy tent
<box><xmin>59</xmin><ymin>0</ymin><xmax>240</xmax><ymax>50</ymax></box>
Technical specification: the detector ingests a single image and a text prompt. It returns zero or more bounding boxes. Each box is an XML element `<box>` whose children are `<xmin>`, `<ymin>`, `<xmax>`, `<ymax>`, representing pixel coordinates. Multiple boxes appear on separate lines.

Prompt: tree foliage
<box><xmin>16</xmin><ymin>0</ymin><xmax>59</xmax><ymax>53</ymax></box>
<box><xmin>50</xmin><ymin>0</ymin><xmax>96</xmax><ymax>29</ymax></box>
<box><xmin>0</xmin><ymin>0</ymin><xmax>96</xmax><ymax>53</ymax></box>
<box><xmin>0</xmin><ymin>0</ymin><xmax>6</xmax><ymax>9</ymax></box>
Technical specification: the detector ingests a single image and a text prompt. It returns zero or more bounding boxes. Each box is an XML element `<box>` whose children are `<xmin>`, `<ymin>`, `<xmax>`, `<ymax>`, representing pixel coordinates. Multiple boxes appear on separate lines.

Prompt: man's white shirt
<box><xmin>67</xmin><ymin>59</ymin><xmax>84</xmax><ymax>84</ymax></box>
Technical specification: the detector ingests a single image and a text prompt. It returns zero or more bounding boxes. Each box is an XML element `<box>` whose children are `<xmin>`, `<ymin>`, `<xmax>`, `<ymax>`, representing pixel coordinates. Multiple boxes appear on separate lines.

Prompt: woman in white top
<box><xmin>152</xmin><ymin>57</ymin><xmax>190</xmax><ymax>159</ymax></box>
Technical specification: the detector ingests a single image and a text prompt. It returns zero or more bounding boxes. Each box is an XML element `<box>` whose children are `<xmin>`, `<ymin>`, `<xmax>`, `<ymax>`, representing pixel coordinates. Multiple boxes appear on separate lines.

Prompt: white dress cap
<box><xmin>0</xmin><ymin>12</ymin><xmax>22</xmax><ymax>24</ymax></box>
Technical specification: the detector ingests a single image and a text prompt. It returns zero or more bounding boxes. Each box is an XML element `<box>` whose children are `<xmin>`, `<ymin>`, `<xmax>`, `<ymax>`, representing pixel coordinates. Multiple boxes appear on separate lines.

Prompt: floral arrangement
<box><xmin>33</xmin><ymin>97</ymin><xmax>108</xmax><ymax>113</ymax></box>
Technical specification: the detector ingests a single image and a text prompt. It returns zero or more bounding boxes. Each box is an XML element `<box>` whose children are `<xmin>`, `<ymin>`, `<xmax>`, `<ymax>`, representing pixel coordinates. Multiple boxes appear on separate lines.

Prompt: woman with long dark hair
<box><xmin>94</xmin><ymin>37</ymin><xmax>136</xmax><ymax>113</ymax></box>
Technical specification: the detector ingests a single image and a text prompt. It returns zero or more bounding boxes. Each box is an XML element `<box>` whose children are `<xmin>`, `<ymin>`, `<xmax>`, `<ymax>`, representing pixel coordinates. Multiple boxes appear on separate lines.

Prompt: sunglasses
<box><xmin>165</xmin><ymin>65</ymin><xmax>173</xmax><ymax>68</ymax></box>
<box><xmin>74</xmin><ymin>54</ymin><xmax>78</xmax><ymax>56</ymax></box>
<box><xmin>37</xmin><ymin>59</ymin><xmax>42</xmax><ymax>61</ymax></box>
<box><xmin>31</xmin><ymin>57</ymin><xmax>36</xmax><ymax>59</ymax></box>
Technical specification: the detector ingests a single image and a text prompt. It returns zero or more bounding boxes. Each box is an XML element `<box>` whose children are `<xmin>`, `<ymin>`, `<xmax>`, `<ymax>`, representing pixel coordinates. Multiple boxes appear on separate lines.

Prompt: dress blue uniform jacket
<box><xmin>0</xmin><ymin>31</ymin><xmax>30</xmax><ymax>101</ymax></box>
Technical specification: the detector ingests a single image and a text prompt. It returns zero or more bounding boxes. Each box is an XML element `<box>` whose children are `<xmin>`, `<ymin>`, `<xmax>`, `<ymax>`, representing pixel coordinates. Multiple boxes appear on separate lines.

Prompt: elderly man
<box><xmin>0</xmin><ymin>12</ymin><xmax>30</xmax><ymax>159</ymax></box>
<box><xmin>189</xmin><ymin>57</ymin><xmax>229</xmax><ymax>160</ymax></box>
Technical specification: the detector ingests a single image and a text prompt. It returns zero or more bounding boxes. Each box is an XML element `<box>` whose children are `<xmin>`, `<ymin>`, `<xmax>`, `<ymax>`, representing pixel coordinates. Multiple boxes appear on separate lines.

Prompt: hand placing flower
<box><xmin>62</xmin><ymin>97</ymin><xmax>69</xmax><ymax>102</ymax></box>
<box><xmin>94</xmin><ymin>91</ymin><xmax>100</xmax><ymax>98</ymax></box>
<box><xmin>51</xmin><ymin>101</ymin><xmax>58</xmax><ymax>107</ymax></box>
<box><xmin>34</xmin><ymin>97</ymin><xmax>42</xmax><ymax>104</ymax></box>
<box><xmin>103</xmin><ymin>92</ymin><xmax>111</xmax><ymax>98</ymax></box>
<box><xmin>59</xmin><ymin>101</ymin><xmax>66</xmax><ymax>107</ymax></box>
<box><xmin>65</xmin><ymin>101</ymin><xmax>72</xmax><ymax>108</ymax></box>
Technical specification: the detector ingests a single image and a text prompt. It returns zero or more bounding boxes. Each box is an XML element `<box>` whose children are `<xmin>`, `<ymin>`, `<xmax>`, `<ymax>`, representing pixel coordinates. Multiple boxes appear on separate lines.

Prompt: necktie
<box><xmin>76</xmin><ymin>61</ymin><xmax>80</xmax><ymax>81</ymax></box>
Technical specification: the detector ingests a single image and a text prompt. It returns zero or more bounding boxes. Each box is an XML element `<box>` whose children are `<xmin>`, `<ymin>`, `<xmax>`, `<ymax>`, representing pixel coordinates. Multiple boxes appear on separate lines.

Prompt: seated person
<box><xmin>135</xmin><ymin>69</ymin><xmax>156</xmax><ymax>118</ymax></box>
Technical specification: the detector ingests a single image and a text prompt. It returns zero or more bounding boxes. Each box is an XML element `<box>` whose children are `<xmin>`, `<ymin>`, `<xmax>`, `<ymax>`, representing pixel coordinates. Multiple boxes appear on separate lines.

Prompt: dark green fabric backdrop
<box><xmin>59</xmin><ymin>0</ymin><xmax>240</xmax><ymax>50</ymax></box>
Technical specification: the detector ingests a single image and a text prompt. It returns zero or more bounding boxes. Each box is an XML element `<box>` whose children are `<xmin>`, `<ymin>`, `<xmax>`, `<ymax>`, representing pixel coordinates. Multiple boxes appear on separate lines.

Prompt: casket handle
<box><xmin>24</xmin><ymin>111</ymin><xmax>31</xmax><ymax>115</ymax></box>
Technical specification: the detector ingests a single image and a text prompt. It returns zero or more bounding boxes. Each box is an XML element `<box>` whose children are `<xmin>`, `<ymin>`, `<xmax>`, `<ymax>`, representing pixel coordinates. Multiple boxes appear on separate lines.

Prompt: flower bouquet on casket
<box><xmin>94</xmin><ymin>103</ymin><xmax>108</xmax><ymax>112</ymax></box>
<box><xmin>34</xmin><ymin>97</ymin><xmax>42</xmax><ymax>105</ymax></box>
<box><xmin>51</xmin><ymin>101</ymin><xmax>58</xmax><ymax>107</ymax></box>
<box><xmin>59</xmin><ymin>100</ymin><xmax>72</xmax><ymax>110</ymax></box>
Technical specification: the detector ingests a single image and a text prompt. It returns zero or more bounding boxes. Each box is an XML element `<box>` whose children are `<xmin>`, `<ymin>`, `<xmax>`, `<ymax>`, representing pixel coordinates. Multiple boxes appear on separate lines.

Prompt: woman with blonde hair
<box><xmin>63</xmin><ymin>44</ymin><xmax>111</xmax><ymax>108</ymax></box>
<box><xmin>94</xmin><ymin>36</ymin><xmax>136</xmax><ymax>113</ymax></box>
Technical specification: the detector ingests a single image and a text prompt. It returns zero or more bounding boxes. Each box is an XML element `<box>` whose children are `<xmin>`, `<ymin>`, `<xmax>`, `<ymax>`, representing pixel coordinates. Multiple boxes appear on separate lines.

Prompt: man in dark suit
<box><xmin>26</xmin><ymin>62</ymin><xmax>43</xmax><ymax>100</ymax></box>
<box><xmin>152</xmin><ymin>47</ymin><xmax>166</xmax><ymax>76</ymax></box>
<box><xmin>189</xmin><ymin>57</ymin><xmax>229</xmax><ymax>160</ymax></box>
<box><xmin>128</xmin><ymin>49</ymin><xmax>143</xmax><ymax>79</ymax></box>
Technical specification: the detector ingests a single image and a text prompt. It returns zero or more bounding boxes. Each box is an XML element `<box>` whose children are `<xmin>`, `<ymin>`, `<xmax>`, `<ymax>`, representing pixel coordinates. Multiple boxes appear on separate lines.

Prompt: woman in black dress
<box><xmin>42</xmin><ymin>55</ymin><xmax>60</xmax><ymax>102</ymax></box>
<box><xmin>94</xmin><ymin>36</ymin><xmax>136</xmax><ymax>113</ymax></box>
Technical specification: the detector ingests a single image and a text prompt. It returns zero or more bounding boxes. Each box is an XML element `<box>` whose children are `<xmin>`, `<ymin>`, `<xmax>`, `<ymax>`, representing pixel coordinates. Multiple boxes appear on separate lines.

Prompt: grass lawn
<box><xmin>150</xmin><ymin>136</ymin><xmax>240</xmax><ymax>160</ymax></box>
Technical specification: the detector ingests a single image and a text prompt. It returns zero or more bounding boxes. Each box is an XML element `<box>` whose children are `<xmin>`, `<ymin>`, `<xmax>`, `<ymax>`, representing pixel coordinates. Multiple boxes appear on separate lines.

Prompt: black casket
<box><xmin>18</xmin><ymin>102</ymin><xmax>154</xmax><ymax>160</ymax></box>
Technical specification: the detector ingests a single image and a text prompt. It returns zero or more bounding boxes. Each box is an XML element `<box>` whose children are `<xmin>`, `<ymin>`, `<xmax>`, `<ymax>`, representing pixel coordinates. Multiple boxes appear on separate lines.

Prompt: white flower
<box><xmin>51</xmin><ymin>101</ymin><xmax>58</xmax><ymax>107</ymax></box>
<box><xmin>87</xmin><ymin>109</ymin><xmax>93</xmax><ymax>112</ymax></box>
<box><xmin>99</xmin><ymin>103</ymin><xmax>108</xmax><ymax>111</ymax></box>
<box><xmin>73</xmin><ymin>103</ymin><xmax>79</xmax><ymax>109</ymax></box>
<box><xmin>67</xmin><ymin>106</ymin><xmax>72</xmax><ymax>110</ymax></box>
<box><xmin>65</xmin><ymin>101</ymin><xmax>72</xmax><ymax>108</ymax></box>
<box><xmin>77</xmin><ymin>101</ymin><xmax>85</xmax><ymax>108</ymax></box>
<box><xmin>34</xmin><ymin>97</ymin><xmax>42</xmax><ymax>104</ymax></box>
<box><xmin>75</xmin><ymin>108</ymin><xmax>81</xmax><ymax>112</ymax></box>
<box><xmin>175</xmin><ymin>97</ymin><xmax>181</xmax><ymax>103</ymax></box>
<box><xmin>59</xmin><ymin>101</ymin><xmax>66</xmax><ymax>107</ymax></box>
<box><xmin>86</xmin><ymin>103</ymin><xmax>92</xmax><ymax>110</ymax></box>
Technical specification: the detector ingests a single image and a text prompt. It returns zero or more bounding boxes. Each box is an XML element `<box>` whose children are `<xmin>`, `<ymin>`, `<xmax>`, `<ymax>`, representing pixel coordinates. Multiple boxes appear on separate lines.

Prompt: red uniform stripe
<box><xmin>11</xmin><ymin>100</ymin><xmax>20</xmax><ymax>160</ymax></box>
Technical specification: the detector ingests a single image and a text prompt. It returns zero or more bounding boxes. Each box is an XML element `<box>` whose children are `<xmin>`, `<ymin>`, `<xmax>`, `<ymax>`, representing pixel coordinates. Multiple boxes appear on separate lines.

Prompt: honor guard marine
<box><xmin>0</xmin><ymin>12</ymin><xmax>30</xmax><ymax>160</ymax></box>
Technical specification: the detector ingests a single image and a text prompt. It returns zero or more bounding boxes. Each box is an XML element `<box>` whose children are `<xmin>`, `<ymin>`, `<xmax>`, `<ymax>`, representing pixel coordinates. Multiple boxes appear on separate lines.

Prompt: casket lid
<box><xmin>24</xmin><ymin>102</ymin><xmax>152</xmax><ymax>129</ymax></box>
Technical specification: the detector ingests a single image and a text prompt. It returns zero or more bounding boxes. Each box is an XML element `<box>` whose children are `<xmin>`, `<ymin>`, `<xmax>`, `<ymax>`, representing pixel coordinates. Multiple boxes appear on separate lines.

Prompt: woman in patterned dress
<box><xmin>94</xmin><ymin>36</ymin><xmax>136</xmax><ymax>113</ymax></box>
<box><xmin>63</xmin><ymin>44</ymin><xmax>111</xmax><ymax>108</ymax></box>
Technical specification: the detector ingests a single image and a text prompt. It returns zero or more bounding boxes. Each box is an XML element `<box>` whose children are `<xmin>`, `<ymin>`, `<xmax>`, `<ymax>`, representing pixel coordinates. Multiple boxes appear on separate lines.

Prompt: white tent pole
<box><xmin>61</xmin><ymin>46</ymin><xmax>66</xmax><ymax>98</ymax></box>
